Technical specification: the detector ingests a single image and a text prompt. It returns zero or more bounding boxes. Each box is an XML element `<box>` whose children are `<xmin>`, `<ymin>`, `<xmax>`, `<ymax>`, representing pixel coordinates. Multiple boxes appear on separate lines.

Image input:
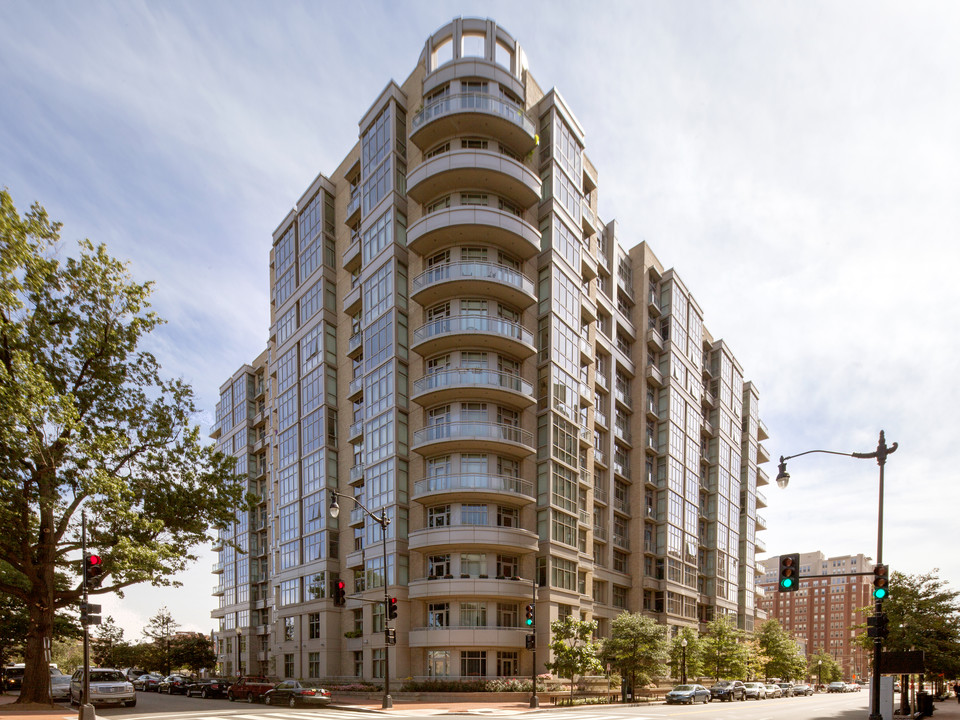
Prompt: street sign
<box><xmin>879</xmin><ymin>650</ymin><xmax>924</xmax><ymax>674</ymax></box>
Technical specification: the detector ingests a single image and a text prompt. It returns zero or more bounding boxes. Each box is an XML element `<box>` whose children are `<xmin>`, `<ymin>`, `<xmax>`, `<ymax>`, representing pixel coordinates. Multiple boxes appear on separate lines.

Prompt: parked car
<box><xmin>710</xmin><ymin>680</ymin><xmax>747</xmax><ymax>701</ymax></box>
<box><xmin>845</xmin><ymin>682</ymin><xmax>861</xmax><ymax>692</ymax></box>
<box><xmin>51</xmin><ymin>674</ymin><xmax>72</xmax><ymax>701</ymax></box>
<box><xmin>133</xmin><ymin>673</ymin><xmax>162</xmax><ymax>691</ymax></box>
<box><xmin>226</xmin><ymin>676</ymin><xmax>278</xmax><ymax>703</ymax></box>
<box><xmin>69</xmin><ymin>668</ymin><xmax>136</xmax><ymax>708</ymax></box>
<box><xmin>157</xmin><ymin>674</ymin><xmax>192</xmax><ymax>694</ymax></box>
<box><xmin>2</xmin><ymin>665</ymin><xmax>26</xmax><ymax>691</ymax></box>
<box><xmin>665</xmin><ymin>684</ymin><xmax>711</xmax><ymax>704</ymax></box>
<box><xmin>778</xmin><ymin>682</ymin><xmax>795</xmax><ymax>697</ymax></box>
<box><xmin>121</xmin><ymin>667</ymin><xmax>147</xmax><ymax>683</ymax></box>
<box><xmin>765</xmin><ymin>683</ymin><xmax>783</xmax><ymax>698</ymax></box>
<box><xmin>828</xmin><ymin>681</ymin><xmax>847</xmax><ymax>693</ymax></box>
<box><xmin>262</xmin><ymin>680</ymin><xmax>332</xmax><ymax>708</ymax></box>
<box><xmin>743</xmin><ymin>682</ymin><xmax>767</xmax><ymax>700</ymax></box>
<box><xmin>792</xmin><ymin>683</ymin><xmax>814</xmax><ymax>696</ymax></box>
<box><xmin>185</xmin><ymin>677</ymin><xmax>231</xmax><ymax>698</ymax></box>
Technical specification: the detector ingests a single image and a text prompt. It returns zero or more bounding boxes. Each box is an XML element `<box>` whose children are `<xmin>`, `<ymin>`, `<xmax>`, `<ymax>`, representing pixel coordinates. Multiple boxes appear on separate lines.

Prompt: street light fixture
<box><xmin>680</xmin><ymin>638</ymin><xmax>688</xmax><ymax>685</ymax></box>
<box><xmin>777</xmin><ymin>430</ymin><xmax>897</xmax><ymax>720</ymax></box>
<box><xmin>818</xmin><ymin>659</ymin><xmax>822</xmax><ymax>692</ymax></box>
<box><xmin>329</xmin><ymin>490</ymin><xmax>393</xmax><ymax>709</ymax></box>
<box><xmin>235</xmin><ymin>626</ymin><xmax>242</xmax><ymax>678</ymax></box>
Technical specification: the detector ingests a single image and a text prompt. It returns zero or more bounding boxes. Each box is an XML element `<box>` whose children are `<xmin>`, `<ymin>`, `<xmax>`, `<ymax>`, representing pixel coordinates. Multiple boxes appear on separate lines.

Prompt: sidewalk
<box><xmin>0</xmin><ymin>693</ymin><xmax>74</xmax><ymax>719</ymax></box>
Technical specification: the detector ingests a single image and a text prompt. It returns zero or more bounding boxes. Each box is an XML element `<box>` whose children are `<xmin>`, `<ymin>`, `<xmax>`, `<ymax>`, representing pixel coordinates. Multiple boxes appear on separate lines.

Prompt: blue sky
<box><xmin>2</xmin><ymin>1</ymin><xmax>958</xmax><ymax>639</ymax></box>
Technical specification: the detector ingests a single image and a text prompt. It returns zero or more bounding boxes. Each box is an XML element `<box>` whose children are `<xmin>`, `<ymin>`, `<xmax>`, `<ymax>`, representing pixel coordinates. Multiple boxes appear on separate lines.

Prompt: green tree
<box><xmin>755</xmin><ymin>618</ymin><xmax>806</xmax><ymax>680</ymax></box>
<box><xmin>544</xmin><ymin>615</ymin><xmax>602</xmax><ymax>696</ymax></box>
<box><xmin>668</xmin><ymin>626</ymin><xmax>703</xmax><ymax>682</ymax></box>
<box><xmin>170</xmin><ymin>632</ymin><xmax>216</xmax><ymax>675</ymax></box>
<box><xmin>807</xmin><ymin>648</ymin><xmax>843</xmax><ymax>685</ymax></box>
<box><xmin>142</xmin><ymin>607</ymin><xmax>180</xmax><ymax>676</ymax></box>
<box><xmin>0</xmin><ymin>191</ymin><xmax>247</xmax><ymax>704</ymax></box>
<box><xmin>859</xmin><ymin>570</ymin><xmax>960</xmax><ymax>683</ymax></box>
<box><xmin>601</xmin><ymin>612</ymin><xmax>669</xmax><ymax>693</ymax></box>
<box><xmin>701</xmin><ymin>616</ymin><xmax>748</xmax><ymax>681</ymax></box>
<box><xmin>92</xmin><ymin>616</ymin><xmax>134</xmax><ymax>668</ymax></box>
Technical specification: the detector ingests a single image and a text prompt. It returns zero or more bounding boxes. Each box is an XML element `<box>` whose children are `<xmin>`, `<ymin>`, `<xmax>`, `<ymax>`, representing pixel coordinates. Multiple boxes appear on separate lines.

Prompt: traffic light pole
<box><xmin>329</xmin><ymin>490</ymin><xmax>392</xmax><ymax>709</ymax></box>
<box><xmin>530</xmin><ymin>579</ymin><xmax>538</xmax><ymax>708</ymax></box>
<box><xmin>776</xmin><ymin>431</ymin><xmax>896</xmax><ymax>720</ymax></box>
<box><xmin>81</xmin><ymin>512</ymin><xmax>91</xmax><ymax>713</ymax></box>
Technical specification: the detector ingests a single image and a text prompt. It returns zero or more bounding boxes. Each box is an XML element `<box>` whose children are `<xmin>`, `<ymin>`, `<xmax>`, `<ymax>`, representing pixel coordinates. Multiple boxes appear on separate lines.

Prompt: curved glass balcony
<box><xmin>407</xmin><ymin>149</ymin><xmax>541</xmax><ymax>209</ymax></box>
<box><xmin>406</xmin><ymin>205</ymin><xmax>541</xmax><ymax>260</ymax></box>
<box><xmin>411</xmin><ymin>92</ymin><xmax>537</xmax><ymax>156</ymax></box>
<box><xmin>412</xmin><ymin>367</ymin><xmax>535</xmax><ymax>408</ymax></box>
<box><xmin>411</xmin><ymin>261</ymin><xmax>535</xmax><ymax>308</ymax></box>
<box><xmin>413</xmin><ymin>473</ymin><xmax>535</xmax><ymax>502</ymax></box>
<box><xmin>411</xmin><ymin>315</ymin><xmax>535</xmax><ymax>358</ymax></box>
<box><xmin>412</xmin><ymin>421</ymin><xmax>534</xmax><ymax>457</ymax></box>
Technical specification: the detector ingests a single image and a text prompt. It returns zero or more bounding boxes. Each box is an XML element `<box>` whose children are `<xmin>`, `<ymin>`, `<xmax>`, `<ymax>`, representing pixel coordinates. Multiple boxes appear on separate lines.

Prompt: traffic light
<box><xmin>332</xmin><ymin>579</ymin><xmax>346</xmax><ymax>606</ymax></box>
<box><xmin>778</xmin><ymin>553</ymin><xmax>800</xmax><ymax>592</ymax></box>
<box><xmin>79</xmin><ymin>601</ymin><xmax>101</xmax><ymax>626</ymax></box>
<box><xmin>867</xmin><ymin>613</ymin><xmax>889</xmax><ymax>638</ymax></box>
<box><xmin>387</xmin><ymin>597</ymin><xmax>398</xmax><ymax>620</ymax></box>
<box><xmin>873</xmin><ymin>564</ymin><xmax>889</xmax><ymax>601</ymax></box>
<box><xmin>84</xmin><ymin>554</ymin><xmax>103</xmax><ymax>589</ymax></box>
<box><xmin>525</xmin><ymin>634</ymin><xmax>535</xmax><ymax>650</ymax></box>
<box><xmin>525</xmin><ymin>603</ymin><xmax>535</xmax><ymax>626</ymax></box>
<box><xmin>385</xmin><ymin>628</ymin><xmax>397</xmax><ymax>645</ymax></box>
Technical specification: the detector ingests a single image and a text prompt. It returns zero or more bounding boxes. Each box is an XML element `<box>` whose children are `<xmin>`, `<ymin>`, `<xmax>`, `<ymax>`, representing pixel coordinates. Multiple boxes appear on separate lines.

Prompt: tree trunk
<box><xmin>18</xmin><ymin>571</ymin><xmax>55</xmax><ymax>704</ymax></box>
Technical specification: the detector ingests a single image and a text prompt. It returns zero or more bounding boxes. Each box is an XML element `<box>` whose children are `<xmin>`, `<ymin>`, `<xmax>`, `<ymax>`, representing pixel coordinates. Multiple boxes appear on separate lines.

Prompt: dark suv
<box><xmin>710</xmin><ymin>680</ymin><xmax>747</xmax><ymax>701</ymax></box>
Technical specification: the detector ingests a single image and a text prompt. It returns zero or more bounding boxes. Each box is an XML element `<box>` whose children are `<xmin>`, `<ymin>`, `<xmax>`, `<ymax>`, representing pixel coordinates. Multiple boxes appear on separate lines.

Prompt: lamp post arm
<box><xmin>330</xmin><ymin>489</ymin><xmax>391</xmax><ymax>529</ymax></box>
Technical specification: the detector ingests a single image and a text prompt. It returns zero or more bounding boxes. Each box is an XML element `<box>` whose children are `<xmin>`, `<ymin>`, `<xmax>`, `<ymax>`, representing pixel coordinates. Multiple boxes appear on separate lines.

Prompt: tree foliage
<box><xmin>668</xmin><ymin>626</ymin><xmax>703</xmax><ymax>681</ymax></box>
<box><xmin>544</xmin><ymin>615</ymin><xmax>602</xmax><ymax>695</ymax></box>
<box><xmin>701</xmin><ymin>615</ymin><xmax>748</xmax><ymax>681</ymax></box>
<box><xmin>601</xmin><ymin>612</ymin><xmax>669</xmax><ymax>691</ymax></box>
<box><xmin>142</xmin><ymin>606</ymin><xmax>181</xmax><ymax>676</ymax></box>
<box><xmin>754</xmin><ymin>618</ymin><xmax>806</xmax><ymax>680</ymax></box>
<box><xmin>0</xmin><ymin>190</ymin><xmax>248</xmax><ymax>703</ymax></box>
<box><xmin>856</xmin><ymin>570</ymin><xmax>960</xmax><ymax>680</ymax></box>
<box><xmin>807</xmin><ymin>647</ymin><xmax>843</xmax><ymax>684</ymax></box>
<box><xmin>170</xmin><ymin>632</ymin><xmax>216</xmax><ymax>675</ymax></box>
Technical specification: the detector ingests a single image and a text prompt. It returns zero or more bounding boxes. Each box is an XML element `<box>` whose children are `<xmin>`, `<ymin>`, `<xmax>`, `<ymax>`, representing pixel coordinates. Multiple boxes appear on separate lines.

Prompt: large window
<box><xmin>460</xmin><ymin>602</ymin><xmax>487</xmax><ymax>627</ymax></box>
<box><xmin>461</xmin><ymin>650</ymin><xmax>486</xmax><ymax>677</ymax></box>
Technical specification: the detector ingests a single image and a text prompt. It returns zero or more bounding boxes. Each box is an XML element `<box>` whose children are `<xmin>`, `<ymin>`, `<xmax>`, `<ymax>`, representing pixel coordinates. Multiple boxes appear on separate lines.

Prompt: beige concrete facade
<box><xmin>757</xmin><ymin>552</ymin><xmax>874</xmax><ymax>681</ymax></box>
<box><xmin>209</xmin><ymin>17</ymin><xmax>769</xmax><ymax>684</ymax></box>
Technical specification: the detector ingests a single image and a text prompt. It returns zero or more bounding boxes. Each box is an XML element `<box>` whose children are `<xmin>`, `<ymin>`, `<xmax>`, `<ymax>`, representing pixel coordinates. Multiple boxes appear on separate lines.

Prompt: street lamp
<box><xmin>680</xmin><ymin>638</ymin><xmax>688</xmax><ymax>685</ymax></box>
<box><xmin>777</xmin><ymin>430</ymin><xmax>897</xmax><ymax>720</ymax></box>
<box><xmin>818</xmin><ymin>659</ymin><xmax>822</xmax><ymax>692</ymax></box>
<box><xmin>329</xmin><ymin>490</ymin><xmax>393</xmax><ymax>709</ymax></box>
<box><xmin>235</xmin><ymin>626</ymin><xmax>242</xmax><ymax>678</ymax></box>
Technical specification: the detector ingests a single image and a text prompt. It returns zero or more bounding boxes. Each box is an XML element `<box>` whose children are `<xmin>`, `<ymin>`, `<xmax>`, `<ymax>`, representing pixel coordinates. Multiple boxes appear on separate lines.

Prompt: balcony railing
<box><xmin>413</xmin><ymin>421</ymin><xmax>534</xmax><ymax>449</ymax></box>
<box><xmin>414</xmin><ymin>473</ymin><xmax>534</xmax><ymax>498</ymax></box>
<box><xmin>412</xmin><ymin>261</ymin><xmax>534</xmax><ymax>297</ymax></box>
<box><xmin>412</xmin><ymin>92</ymin><xmax>535</xmax><ymax>137</ymax></box>
<box><xmin>413</xmin><ymin>368</ymin><xmax>533</xmax><ymax>398</ymax></box>
<box><xmin>413</xmin><ymin>315</ymin><xmax>534</xmax><ymax>347</ymax></box>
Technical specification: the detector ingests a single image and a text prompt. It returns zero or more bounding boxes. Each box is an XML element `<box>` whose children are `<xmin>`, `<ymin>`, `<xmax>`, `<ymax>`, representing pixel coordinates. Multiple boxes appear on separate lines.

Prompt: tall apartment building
<box><xmin>757</xmin><ymin>552</ymin><xmax>874</xmax><ymax>681</ymax></box>
<box><xmin>208</xmin><ymin>17</ymin><xmax>770</xmax><ymax>683</ymax></box>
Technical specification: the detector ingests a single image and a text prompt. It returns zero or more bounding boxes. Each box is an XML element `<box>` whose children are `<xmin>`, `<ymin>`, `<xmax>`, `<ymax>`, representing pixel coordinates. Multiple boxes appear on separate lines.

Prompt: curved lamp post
<box><xmin>776</xmin><ymin>430</ymin><xmax>897</xmax><ymax>720</ymax></box>
<box><xmin>329</xmin><ymin>490</ymin><xmax>393</xmax><ymax>709</ymax></box>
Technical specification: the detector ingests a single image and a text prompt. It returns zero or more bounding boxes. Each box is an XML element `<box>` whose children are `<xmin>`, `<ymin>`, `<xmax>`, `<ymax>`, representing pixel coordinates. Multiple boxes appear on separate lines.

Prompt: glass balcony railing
<box><xmin>413</xmin><ymin>473</ymin><xmax>534</xmax><ymax>497</ymax></box>
<box><xmin>412</xmin><ymin>92</ymin><xmax>535</xmax><ymax>137</ymax></box>
<box><xmin>413</xmin><ymin>315</ymin><xmax>533</xmax><ymax>347</ymax></box>
<box><xmin>413</xmin><ymin>421</ymin><xmax>534</xmax><ymax>449</ymax></box>
<box><xmin>413</xmin><ymin>368</ymin><xmax>533</xmax><ymax>398</ymax></box>
<box><xmin>412</xmin><ymin>261</ymin><xmax>534</xmax><ymax>297</ymax></box>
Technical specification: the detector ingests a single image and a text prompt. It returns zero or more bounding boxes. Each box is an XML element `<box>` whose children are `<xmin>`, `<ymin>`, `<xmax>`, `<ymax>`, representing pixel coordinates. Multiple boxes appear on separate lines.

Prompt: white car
<box><xmin>51</xmin><ymin>674</ymin><xmax>72</xmax><ymax>701</ymax></box>
<box><xmin>70</xmin><ymin>668</ymin><xmax>136</xmax><ymax>707</ymax></box>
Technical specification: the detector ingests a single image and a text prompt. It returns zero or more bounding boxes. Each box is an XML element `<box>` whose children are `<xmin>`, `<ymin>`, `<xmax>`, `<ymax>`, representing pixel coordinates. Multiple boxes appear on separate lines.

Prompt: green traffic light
<box><xmin>780</xmin><ymin>578</ymin><xmax>793</xmax><ymax>589</ymax></box>
<box><xmin>525</xmin><ymin>618</ymin><xmax>533</xmax><ymax>626</ymax></box>
<box><xmin>874</xmin><ymin>587</ymin><xmax>888</xmax><ymax>600</ymax></box>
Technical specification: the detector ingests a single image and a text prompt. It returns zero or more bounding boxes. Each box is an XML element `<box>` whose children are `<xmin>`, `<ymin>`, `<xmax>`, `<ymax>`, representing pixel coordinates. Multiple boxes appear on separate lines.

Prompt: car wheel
<box><xmin>201</xmin><ymin>688</ymin><xmax>209</xmax><ymax>699</ymax></box>
<box><xmin>289</xmin><ymin>696</ymin><xmax>298</xmax><ymax>708</ymax></box>
<box><xmin>126</xmin><ymin>699</ymin><xmax>137</xmax><ymax>708</ymax></box>
<box><xmin>247</xmin><ymin>692</ymin><xmax>255</xmax><ymax>703</ymax></box>
<box><xmin>227</xmin><ymin>692</ymin><xmax>234</xmax><ymax>702</ymax></box>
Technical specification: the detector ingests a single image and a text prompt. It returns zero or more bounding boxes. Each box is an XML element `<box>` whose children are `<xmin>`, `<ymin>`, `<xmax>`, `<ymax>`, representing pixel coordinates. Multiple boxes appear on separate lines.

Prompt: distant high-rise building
<box><xmin>757</xmin><ymin>551</ymin><xmax>874</xmax><ymax>681</ymax></box>
<box><xmin>209</xmin><ymin>17</ymin><xmax>770</xmax><ymax>683</ymax></box>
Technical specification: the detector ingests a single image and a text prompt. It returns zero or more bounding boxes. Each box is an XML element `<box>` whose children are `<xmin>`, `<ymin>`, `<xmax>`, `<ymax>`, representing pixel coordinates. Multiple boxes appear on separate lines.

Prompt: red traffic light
<box><xmin>88</xmin><ymin>555</ymin><xmax>102</xmax><ymax>566</ymax></box>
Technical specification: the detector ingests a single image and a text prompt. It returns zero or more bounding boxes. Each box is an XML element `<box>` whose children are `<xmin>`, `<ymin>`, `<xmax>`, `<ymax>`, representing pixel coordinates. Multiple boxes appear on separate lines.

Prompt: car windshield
<box><xmin>52</xmin><ymin>676</ymin><xmax>72</xmax><ymax>685</ymax></box>
<box><xmin>673</xmin><ymin>685</ymin><xmax>696</xmax><ymax>691</ymax></box>
<box><xmin>714</xmin><ymin>681</ymin><xmax>731</xmax><ymax>686</ymax></box>
<box><xmin>90</xmin><ymin>671</ymin><xmax>125</xmax><ymax>682</ymax></box>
